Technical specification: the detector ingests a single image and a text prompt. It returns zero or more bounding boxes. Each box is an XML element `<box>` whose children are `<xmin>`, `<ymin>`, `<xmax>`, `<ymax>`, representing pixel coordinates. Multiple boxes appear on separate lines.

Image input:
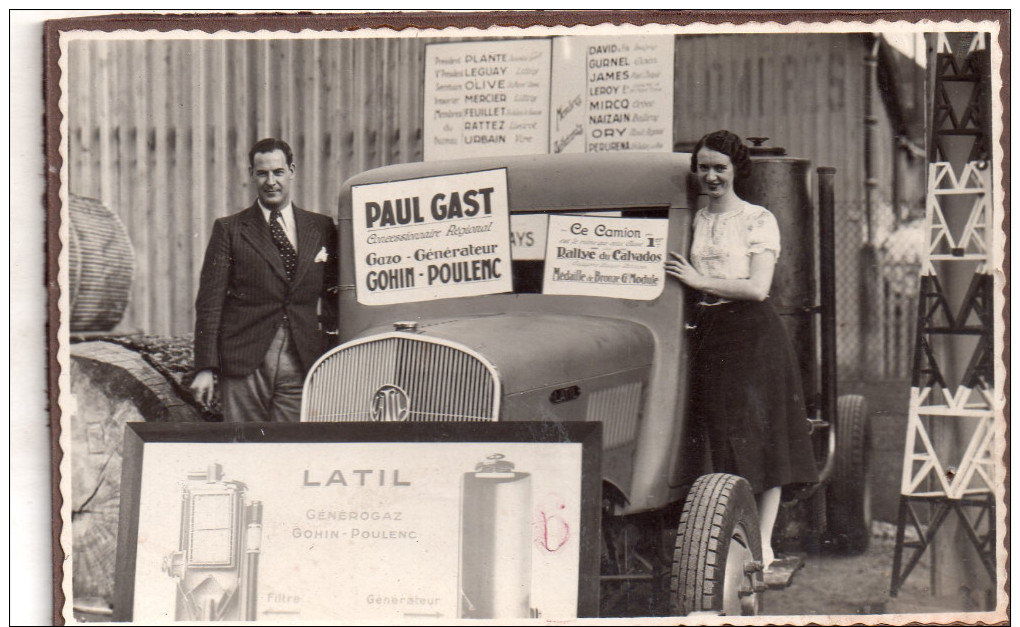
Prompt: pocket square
<box><xmin>314</xmin><ymin>247</ymin><xmax>329</xmax><ymax>263</ymax></box>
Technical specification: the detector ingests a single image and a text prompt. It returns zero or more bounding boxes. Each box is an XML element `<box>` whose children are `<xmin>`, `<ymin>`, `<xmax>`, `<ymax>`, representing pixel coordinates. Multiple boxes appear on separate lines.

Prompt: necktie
<box><xmin>269</xmin><ymin>210</ymin><xmax>298</xmax><ymax>281</ymax></box>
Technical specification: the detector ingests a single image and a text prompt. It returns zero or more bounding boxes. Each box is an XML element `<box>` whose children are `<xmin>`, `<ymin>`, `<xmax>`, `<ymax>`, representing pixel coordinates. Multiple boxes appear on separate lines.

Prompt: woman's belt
<box><xmin>697</xmin><ymin>292</ymin><xmax>732</xmax><ymax>306</ymax></box>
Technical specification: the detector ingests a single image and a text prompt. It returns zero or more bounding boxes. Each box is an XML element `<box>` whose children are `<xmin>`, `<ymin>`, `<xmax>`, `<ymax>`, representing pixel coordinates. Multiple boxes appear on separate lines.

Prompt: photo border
<box><xmin>40</xmin><ymin>10</ymin><xmax>1009</xmax><ymax>625</ymax></box>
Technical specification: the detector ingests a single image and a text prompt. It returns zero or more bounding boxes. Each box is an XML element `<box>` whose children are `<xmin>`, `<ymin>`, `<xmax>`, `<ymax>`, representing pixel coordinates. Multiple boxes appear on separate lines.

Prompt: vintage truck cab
<box><xmin>301</xmin><ymin>151</ymin><xmax>870</xmax><ymax>616</ymax></box>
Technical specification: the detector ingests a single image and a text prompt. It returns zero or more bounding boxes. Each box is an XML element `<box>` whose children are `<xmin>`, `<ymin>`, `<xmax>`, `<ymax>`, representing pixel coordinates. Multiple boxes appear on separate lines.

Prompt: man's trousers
<box><xmin>220</xmin><ymin>324</ymin><xmax>303</xmax><ymax>422</ymax></box>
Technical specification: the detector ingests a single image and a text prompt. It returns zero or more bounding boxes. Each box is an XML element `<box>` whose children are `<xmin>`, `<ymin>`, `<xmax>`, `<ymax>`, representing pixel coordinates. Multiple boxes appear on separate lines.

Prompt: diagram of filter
<box><xmin>162</xmin><ymin>463</ymin><xmax>263</xmax><ymax>621</ymax></box>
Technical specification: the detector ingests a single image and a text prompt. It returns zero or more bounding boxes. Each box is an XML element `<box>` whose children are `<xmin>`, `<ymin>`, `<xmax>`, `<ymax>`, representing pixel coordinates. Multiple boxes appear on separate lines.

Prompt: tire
<box><xmin>804</xmin><ymin>487</ymin><xmax>827</xmax><ymax>554</ymax></box>
<box><xmin>825</xmin><ymin>393</ymin><xmax>872</xmax><ymax>554</ymax></box>
<box><xmin>670</xmin><ymin>474</ymin><xmax>764</xmax><ymax>616</ymax></box>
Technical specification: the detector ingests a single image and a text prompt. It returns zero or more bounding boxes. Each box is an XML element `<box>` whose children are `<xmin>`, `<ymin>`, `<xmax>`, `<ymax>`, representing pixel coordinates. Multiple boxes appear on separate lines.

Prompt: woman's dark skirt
<box><xmin>687</xmin><ymin>298</ymin><xmax>819</xmax><ymax>494</ymax></box>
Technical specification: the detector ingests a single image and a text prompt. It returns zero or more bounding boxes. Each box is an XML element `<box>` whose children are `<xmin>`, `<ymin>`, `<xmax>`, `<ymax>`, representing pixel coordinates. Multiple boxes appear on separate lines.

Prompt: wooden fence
<box><xmin>67</xmin><ymin>37</ymin><xmax>431</xmax><ymax>335</ymax></box>
<box><xmin>878</xmin><ymin>260</ymin><xmax>920</xmax><ymax>379</ymax></box>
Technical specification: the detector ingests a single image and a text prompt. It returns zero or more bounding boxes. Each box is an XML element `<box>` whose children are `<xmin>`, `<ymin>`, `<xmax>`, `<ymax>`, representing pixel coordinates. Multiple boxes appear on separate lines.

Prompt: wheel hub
<box><xmin>722</xmin><ymin>524</ymin><xmax>762</xmax><ymax>615</ymax></box>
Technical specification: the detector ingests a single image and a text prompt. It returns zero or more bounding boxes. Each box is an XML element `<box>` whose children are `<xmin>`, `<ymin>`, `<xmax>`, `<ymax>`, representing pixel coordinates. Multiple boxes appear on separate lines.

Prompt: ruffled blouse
<box><xmin>690</xmin><ymin>201</ymin><xmax>781</xmax><ymax>280</ymax></box>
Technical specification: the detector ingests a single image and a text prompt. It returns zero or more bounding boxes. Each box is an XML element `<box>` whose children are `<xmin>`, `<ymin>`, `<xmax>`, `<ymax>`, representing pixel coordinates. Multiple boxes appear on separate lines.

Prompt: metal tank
<box><xmin>735</xmin><ymin>139</ymin><xmax>820</xmax><ymax>417</ymax></box>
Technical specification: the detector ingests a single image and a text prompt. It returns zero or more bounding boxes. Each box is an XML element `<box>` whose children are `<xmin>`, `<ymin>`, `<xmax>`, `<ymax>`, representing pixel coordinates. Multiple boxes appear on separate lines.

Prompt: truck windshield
<box><xmin>510</xmin><ymin>208</ymin><xmax>669</xmax><ymax>294</ymax></box>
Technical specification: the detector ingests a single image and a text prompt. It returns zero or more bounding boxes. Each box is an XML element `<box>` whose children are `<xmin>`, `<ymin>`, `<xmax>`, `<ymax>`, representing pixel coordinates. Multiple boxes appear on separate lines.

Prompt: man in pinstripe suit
<box><xmin>190</xmin><ymin>138</ymin><xmax>338</xmax><ymax>422</ymax></box>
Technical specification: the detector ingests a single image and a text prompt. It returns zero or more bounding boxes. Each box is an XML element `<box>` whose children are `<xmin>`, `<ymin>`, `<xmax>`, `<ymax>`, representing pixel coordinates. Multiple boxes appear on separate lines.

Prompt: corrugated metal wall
<box><xmin>674</xmin><ymin>33</ymin><xmax>862</xmax><ymax>174</ymax></box>
<box><xmin>69</xmin><ymin>34</ymin><xmax>916</xmax><ymax>377</ymax></box>
<box><xmin>68</xmin><ymin>37</ymin><xmax>430</xmax><ymax>336</ymax></box>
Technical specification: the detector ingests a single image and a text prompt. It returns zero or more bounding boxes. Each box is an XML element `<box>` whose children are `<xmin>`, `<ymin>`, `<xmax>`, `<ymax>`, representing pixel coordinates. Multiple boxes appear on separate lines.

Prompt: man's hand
<box><xmin>190</xmin><ymin>369</ymin><xmax>217</xmax><ymax>407</ymax></box>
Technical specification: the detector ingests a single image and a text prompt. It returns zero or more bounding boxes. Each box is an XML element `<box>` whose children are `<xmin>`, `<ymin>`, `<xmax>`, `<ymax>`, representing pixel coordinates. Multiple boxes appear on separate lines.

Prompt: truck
<box><xmin>300</xmin><ymin>147</ymin><xmax>872</xmax><ymax>616</ymax></box>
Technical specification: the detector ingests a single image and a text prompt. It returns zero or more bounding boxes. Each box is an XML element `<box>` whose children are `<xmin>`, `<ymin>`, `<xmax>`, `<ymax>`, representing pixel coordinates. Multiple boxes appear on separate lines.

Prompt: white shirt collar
<box><xmin>258</xmin><ymin>200</ymin><xmax>294</xmax><ymax>224</ymax></box>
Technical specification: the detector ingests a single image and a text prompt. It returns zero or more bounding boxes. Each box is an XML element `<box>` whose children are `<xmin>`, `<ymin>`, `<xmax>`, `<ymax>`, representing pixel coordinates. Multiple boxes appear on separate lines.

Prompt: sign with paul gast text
<box><xmin>351</xmin><ymin>169</ymin><xmax>513</xmax><ymax>305</ymax></box>
<box><xmin>424</xmin><ymin>39</ymin><xmax>552</xmax><ymax>160</ymax></box>
<box><xmin>542</xmin><ymin>215</ymin><xmax>669</xmax><ymax>299</ymax></box>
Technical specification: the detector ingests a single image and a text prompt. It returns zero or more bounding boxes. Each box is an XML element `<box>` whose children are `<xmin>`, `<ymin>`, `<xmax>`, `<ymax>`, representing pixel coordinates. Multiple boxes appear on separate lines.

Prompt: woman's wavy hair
<box><xmin>689</xmin><ymin>130</ymin><xmax>752</xmax><ymax>181</ymax></box>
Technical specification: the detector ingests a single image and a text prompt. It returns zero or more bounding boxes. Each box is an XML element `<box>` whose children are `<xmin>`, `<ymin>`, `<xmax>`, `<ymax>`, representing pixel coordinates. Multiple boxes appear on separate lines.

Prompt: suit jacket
<box><xmin>194</xmin><ymin>203</ymin><xmax>338</xmax><ymax>377</ymax></box>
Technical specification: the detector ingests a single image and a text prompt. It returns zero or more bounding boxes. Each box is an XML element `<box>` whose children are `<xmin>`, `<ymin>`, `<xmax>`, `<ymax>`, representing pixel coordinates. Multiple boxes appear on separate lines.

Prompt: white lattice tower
<box><xmin>922</xmin><ymin>162</ymin><xmax>993</xmax><ymax>274</ymax></box>
<box><xmin>936</xmin><ymin>31</ymin><xmax>987</xmax><ymax>55</ymax></box>
<box><xmin>903</xmin><ymin>383</ymin><xmax>996</xmax><ymax>499</ymax></box>
<box><xmin>890</xmin><ymin>31</ymin><xmax>997</xmax><ymax>600</ymax></box>
<box><xmin>900</xmin><ymin>160</ymin><xmax>994</xmax><ymax>500</ymax></box>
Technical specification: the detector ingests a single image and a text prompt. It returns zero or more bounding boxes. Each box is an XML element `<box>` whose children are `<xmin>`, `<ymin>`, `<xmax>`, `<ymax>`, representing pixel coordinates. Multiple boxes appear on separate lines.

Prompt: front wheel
<box><xmin>670</xmin><ymin>473</ymin><xmax>764</xmax><ymax>616</ymax></box>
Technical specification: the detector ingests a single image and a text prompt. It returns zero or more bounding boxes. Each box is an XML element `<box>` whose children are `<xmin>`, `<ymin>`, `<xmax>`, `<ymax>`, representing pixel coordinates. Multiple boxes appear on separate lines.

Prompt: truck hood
<box><xmin>357</xmin><ymin>313</ymin><xmax>654</xmax><ymax>395</ymax></box>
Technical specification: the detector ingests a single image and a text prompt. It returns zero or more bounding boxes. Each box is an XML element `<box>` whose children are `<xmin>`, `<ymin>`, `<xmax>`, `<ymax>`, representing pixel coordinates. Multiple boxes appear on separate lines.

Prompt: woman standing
<box><xmin>665</xmin><ymin>130</ymin><xmax>818</xmax><ymax>568</ymax></box>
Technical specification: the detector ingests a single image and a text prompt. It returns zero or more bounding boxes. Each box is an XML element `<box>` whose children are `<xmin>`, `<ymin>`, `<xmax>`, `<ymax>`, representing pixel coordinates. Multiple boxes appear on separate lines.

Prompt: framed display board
<box><xmin>113</xmin><ymin>422</ymin><xmax>601</xmax><ymax>622</ymax></box>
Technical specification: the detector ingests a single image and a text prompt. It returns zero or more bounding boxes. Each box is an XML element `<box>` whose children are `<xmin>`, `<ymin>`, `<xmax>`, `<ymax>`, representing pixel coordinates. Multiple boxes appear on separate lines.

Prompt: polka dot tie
<box><xmin>269</xmin><ymin>210</ymin><xmax>298</xmax><ymax>281</ymax></box>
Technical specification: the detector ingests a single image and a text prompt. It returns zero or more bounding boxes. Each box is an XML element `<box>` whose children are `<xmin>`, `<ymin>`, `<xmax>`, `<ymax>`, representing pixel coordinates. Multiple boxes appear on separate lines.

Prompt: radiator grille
<box><xmin>587</xmin><ymin>381</ymin><xmax>643</xmax><ymax>449</ymax></box>
<box><xmin>303</xmin><ymin>335</ymin><xmax>500</xmax><ymax>422</ymax></box>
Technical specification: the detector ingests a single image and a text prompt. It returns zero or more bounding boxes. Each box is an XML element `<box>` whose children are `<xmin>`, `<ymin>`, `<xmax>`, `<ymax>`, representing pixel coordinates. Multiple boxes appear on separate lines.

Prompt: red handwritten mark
<box><xmin>534</xmin><ymin>496</ymin><xmax>570</xmax><ymax>552</ymax></box>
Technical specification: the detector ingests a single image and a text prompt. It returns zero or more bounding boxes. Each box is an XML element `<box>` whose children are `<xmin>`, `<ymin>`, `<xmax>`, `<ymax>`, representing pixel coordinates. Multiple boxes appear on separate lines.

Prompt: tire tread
<box><xmin>826</xmin><ymin>394</ymin><xmax>871</xmax><ymax>554</ymax></box>
<box><xmin>670</xmin><ymin>473</ymin><xmax>760</xmax><ymax>615</ymax></box>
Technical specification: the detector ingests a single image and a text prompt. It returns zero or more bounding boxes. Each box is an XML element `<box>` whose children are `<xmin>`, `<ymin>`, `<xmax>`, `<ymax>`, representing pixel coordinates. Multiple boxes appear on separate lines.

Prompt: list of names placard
<box><xmin>424</xmin><ymin>39</ymin><xmax>552</xmax><ymax>161</ymax></box>
<box><xmin>551</xmin><ymin>35</ymin><xmax>675</xmax><ymax>154</ymax></box>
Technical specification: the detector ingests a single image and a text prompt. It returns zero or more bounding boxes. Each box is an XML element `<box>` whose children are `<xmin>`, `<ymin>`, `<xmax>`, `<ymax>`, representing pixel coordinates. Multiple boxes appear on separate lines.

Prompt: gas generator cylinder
<box><xmin>459</xmin><ymin>454</ymin><xmax>532</xmax><ymax>619</ymax></box>
<box><xmin>735</xmin><ymin>140</ymin><xmax>818</xmax><ymax>407</ymax></box>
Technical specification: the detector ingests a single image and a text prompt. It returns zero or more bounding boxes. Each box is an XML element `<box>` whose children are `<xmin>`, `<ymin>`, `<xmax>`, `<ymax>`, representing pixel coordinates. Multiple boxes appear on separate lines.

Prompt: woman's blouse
<box><xmin>689</xmin><ymin>201</ymin><xmax>781</xmax><ymax>280</ymax></box>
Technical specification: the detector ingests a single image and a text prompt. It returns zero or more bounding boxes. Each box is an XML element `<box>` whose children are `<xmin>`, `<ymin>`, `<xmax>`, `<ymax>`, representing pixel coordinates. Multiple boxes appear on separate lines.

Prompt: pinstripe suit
<box><xmin>194</xmin><ymin>203</ymin><xmax>338</xmax><ymax>382</ymax></box>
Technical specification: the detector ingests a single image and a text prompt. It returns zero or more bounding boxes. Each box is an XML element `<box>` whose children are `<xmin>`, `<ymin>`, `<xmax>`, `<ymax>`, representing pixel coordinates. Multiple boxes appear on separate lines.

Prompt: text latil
<box><xmin>302</xmin><ymin>469</ymin><xmax>411</xmax><ymax>487</ymax></box>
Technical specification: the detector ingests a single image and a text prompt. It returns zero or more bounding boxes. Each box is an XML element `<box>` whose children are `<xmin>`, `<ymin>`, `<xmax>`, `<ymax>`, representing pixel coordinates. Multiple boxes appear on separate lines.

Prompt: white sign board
<box><xmin>550</xmin><ymin>35</ymin><xmax>675</xmax><ymax>154</ymax></box>
<box><xmin>351</xmin><ymin>169</ymin><xmax>514</xmax><ymax>305</ymax></box>
<box><xmin>424</xmin><ymin>39</ymin><xmax>552</xmax><ymax>160</ymax></box>
<box><xmin>542</xmin><ymin>215</ymin><xmax>669</xmax><ymax>299</ymax></box>
<box><xmin>509</xmin><ymin>213</ymin><xmax>549</xmax><ymax>261</ymax></box>
<box><xmin>129</xmin><ymin>440</ymin><xmax>585</xmax><ymax>622</ymax></box>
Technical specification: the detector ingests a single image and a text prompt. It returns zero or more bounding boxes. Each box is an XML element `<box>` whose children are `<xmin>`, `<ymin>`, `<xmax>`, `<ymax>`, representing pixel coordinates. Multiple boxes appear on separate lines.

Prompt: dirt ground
<box><xmin>599</xmin><ymin>521</ymin><xmax>977</xmax><ymax>620</ymax></box>
<box><xmin>762</xmin><ymin>380</ymin><xmax>989</xmax><ymax>618</ymax></box>
<box><xmin>765</xmin><ymin>523</ymin><xmax>971</xmax><ymax>617</ymax></box>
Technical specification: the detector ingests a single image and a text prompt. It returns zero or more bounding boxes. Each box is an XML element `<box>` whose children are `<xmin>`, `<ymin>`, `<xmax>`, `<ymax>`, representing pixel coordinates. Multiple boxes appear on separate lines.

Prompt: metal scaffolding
<box><xmin>889</xmin><ymin>32</ymin><xmax>996</xmax><ymax>598</ymax></box>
